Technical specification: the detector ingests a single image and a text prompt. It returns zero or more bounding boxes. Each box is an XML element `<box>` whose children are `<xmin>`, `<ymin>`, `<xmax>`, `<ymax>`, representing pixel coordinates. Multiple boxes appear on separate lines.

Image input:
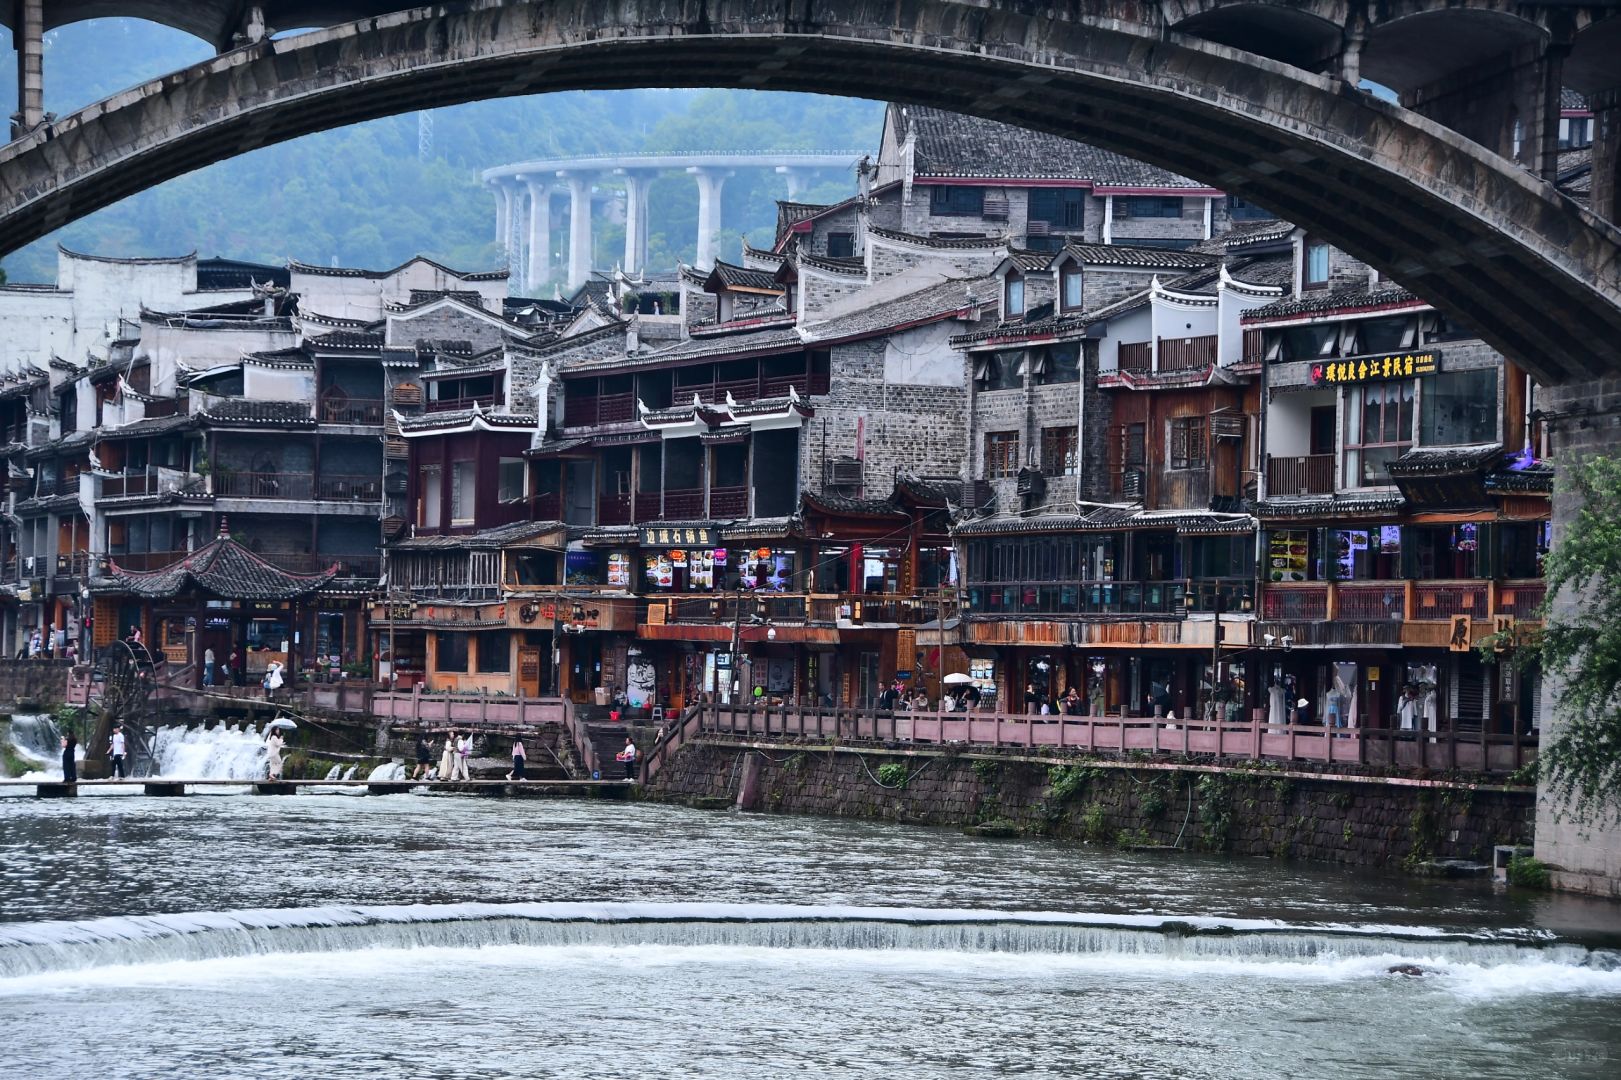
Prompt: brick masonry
<box><xmin>0</xmin><ymin>659</ymin><xmax>71</xmax><ymax>706</ymax></box>
<box><xmin>648</xmin><ymin>740</ymin><xmax>1534</xmax><ymax>869</ymax></box>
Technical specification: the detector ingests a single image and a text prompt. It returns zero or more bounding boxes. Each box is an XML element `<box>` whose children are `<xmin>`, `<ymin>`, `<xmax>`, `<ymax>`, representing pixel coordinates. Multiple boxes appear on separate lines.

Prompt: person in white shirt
<box><xmin>203</xmin><ymin>647</ymin><xmax>216</xmax><ymax>688</ymax></box>
<box><xmin>617</xmin><ymin>737</ymin><xmax>638</xmax><ymax>781</ymax></box>
<box><xmin>108</xmin><ymin>725</ymin><xmax>128</xmax><ymax>779</ymax></box>
<box><xmin>450</xmin><ymin>733</ymin><xmax>471</xmax><ymax>781</ymax></box>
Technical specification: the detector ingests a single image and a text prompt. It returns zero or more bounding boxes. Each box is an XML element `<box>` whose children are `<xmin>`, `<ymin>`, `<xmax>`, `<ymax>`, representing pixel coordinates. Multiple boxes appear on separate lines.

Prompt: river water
<box><xmin>2</xmin><ymin>784</ymin><xmax>1619</xmax><ymax>1078</ymax></box>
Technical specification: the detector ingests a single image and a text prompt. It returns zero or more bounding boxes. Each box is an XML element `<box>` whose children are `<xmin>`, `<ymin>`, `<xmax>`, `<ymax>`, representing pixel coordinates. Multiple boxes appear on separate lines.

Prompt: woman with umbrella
<box><xmin>263</xmin><ymin>723</ymin><xmax>288</xmax><ymax>781</ymax></box>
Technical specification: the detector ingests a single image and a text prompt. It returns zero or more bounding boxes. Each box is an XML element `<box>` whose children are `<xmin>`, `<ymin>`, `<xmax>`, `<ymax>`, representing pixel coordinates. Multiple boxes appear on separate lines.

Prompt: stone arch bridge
<box><xmin>0</xmin><ymin>1</ymin><xmax>1617</xmax><ymax>384</ymax></box>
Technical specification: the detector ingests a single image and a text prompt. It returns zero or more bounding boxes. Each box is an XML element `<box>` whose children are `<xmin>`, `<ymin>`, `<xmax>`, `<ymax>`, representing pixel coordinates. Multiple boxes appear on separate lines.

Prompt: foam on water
<box><xmin>0</xmin><ymin>902</ymin><xmax>1614</xmax><ymax>995</ymax></box>
<box><xmin>148</xmin><ymin>723</ymin><xmax>266</xmax><ymax>780</ymax></box>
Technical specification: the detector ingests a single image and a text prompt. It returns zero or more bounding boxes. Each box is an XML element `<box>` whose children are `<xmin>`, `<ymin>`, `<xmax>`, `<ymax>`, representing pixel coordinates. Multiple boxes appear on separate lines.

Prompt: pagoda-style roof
<box><xmin>101</xmin><ymin>528</ymin><xmax>338</xmax><ymax>600</ymax></box>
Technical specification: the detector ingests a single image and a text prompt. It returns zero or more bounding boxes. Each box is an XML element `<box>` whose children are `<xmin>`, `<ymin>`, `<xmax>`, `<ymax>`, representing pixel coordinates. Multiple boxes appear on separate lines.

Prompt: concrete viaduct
<box><xmin>481</xmin><ymin>152</ymin><xmax>862</xmax><ymax>292</ymax></box>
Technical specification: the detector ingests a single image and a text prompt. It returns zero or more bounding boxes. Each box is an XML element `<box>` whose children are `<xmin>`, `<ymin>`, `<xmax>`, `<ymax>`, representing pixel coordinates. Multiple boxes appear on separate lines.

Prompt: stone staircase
<box><xmin>587</xmin><ymin>720</ymin><xmax>657</xmax><ymax>780</ymax></box>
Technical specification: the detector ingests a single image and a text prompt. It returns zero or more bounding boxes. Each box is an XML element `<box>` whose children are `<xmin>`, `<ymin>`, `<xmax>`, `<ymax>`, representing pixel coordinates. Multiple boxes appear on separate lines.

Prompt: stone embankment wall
<box><xmin>0</xmin><ymin>660</ymin><xmax>70</xmax><ymax>707</ymax></box>
<box><xmin>648</xmin><ymin>741</ymin><xmax>1534</xmax><ymax>870</ymax></box>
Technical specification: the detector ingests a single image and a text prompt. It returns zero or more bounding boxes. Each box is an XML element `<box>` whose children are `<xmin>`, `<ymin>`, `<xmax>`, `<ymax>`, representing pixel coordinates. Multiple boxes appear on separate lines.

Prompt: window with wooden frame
<box><xmin>1346</xmin><ymin>381</ymin><xmax>1414</xmax><ymax>487</ymax></box>
<box><xmin>1059</xmin><ymin>264</ymin><xmax>1084</xmax><ymax>312</ymax></box>
<box><xmin>1040</xmin><ymin>427</ymin><xmax>1078</xmax><ymax>476</ymax></box>
<box><xmin>985</xmin><ymin>431</ymin><xmax>1021</xmax><ymax>479</ymax></box>
<box><xmin>1168</xmin><ymin>416</ymin><xmax>1207</xmax><ymax>471</ymax></box>
<box><xmin>1004</xmin><ymin>272</ymin><xmax>1025</xmax><ymax>319</ymax></box>
<box><xmin>1303</xmin><ymin>238</ymin><xmax>1332</xmax><ymax>289</ymax></box>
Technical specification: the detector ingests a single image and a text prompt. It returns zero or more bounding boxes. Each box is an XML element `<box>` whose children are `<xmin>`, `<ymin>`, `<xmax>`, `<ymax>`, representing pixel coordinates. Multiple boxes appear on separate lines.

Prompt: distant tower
<box><xmin>417</xmin><ymin>111</ymin><xmax>434</xmax><ymax>162</ymax></box>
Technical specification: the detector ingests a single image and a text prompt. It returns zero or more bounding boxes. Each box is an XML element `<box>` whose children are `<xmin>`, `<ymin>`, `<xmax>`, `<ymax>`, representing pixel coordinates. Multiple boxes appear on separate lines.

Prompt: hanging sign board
<box><xmin>1311</xmin><ymin>350</ymin><xmax>1439</xmax><ymax>386</ymax></box>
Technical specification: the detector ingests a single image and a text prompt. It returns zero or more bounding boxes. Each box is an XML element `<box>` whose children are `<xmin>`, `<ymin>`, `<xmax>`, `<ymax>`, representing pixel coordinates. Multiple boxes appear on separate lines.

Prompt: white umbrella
<box><xmin>268</xmin><ymin>716</ymin><xmax>298</xmax><ymax>731</ymax></box>
<box><xmin>942</xmin><ymin>672</ymin><xmax>976</xmax><ymax>685</ymax></box>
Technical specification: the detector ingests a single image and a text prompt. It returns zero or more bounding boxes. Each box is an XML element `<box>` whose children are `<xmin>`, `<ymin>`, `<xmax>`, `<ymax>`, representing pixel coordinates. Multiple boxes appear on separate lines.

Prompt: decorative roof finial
<box><xmin>217</xmin><ymin>516</ymin><xmax>230</xmax><ymax>540</ymax></box>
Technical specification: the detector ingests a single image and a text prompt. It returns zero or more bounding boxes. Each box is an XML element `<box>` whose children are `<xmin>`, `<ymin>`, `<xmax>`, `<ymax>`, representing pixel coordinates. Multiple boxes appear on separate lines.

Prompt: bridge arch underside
<box><xmin>2</xmin><ymin>5</ymin><xmax>1618</xmax><ymax>385</ymax></box>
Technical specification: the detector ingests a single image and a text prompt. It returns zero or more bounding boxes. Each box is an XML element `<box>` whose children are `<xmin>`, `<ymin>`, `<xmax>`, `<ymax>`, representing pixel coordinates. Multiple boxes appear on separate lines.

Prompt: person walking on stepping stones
<box><xmin>438</xmin><ymin>731</ymin><xmax>457</xmax><ymax>781</ymax></box>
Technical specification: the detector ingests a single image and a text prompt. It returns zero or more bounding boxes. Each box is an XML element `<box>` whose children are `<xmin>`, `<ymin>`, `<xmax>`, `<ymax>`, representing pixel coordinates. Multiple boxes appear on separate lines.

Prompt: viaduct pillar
<box><xmin>618</xmin><ymin>170</ymin><xmax>654</xmax><ymax>276</ymax></box>
<box><xmin>491</xmin><ymin>182</ymin><xmax>510</xmax><ymax>249</ymax></box>
<box><xmin>12</xmin><ymin>0</ymin><xmax>44</xmax><ymax>138</ymax></box>
<box><xmin>776</xmin><ymin>165</ymin><xmax>809</xmax><ymax>199</ymax></box>
<box><xmin>561</xmin><ymin>171</ymin><xmax>594</xmax><ymax>292</ymax></box>
<box><xmin>689</xmin><ymin>166</ymin><xmax>732</xmax><ymax>270</ymax></box>
<box><xmin>523</xmin><ymin>177</ymin><xmax>553</xmax><ymax>293</ymax></box>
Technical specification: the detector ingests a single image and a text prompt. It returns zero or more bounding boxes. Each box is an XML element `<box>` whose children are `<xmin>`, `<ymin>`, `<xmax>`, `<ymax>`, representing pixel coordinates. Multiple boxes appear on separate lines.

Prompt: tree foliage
<box><xmin>0</xmin><ymin>21</ymin><xmax>881</xmax><ymax>284</ymax></box>
<box><xmin>1533</xmin><ymin>455</ymin><xmax>1621</xmax><ymax>818</ymax></box>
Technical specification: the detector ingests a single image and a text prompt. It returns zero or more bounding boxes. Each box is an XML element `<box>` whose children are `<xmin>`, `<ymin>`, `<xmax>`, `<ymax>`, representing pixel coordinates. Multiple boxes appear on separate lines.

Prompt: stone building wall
<box><xmin>649</xmin><ymin>740</ymin><xmax>1535</xmax><ymax>870</ymax></box>
<box><xmin>801</xmin><ymin>332</ymin><xmax>969</xmax><ymax>495</ymax></box>
<box><xmin>0</xmin><ymin>659</ymin><xmax>71</xmax><ymax>706</ymax></box>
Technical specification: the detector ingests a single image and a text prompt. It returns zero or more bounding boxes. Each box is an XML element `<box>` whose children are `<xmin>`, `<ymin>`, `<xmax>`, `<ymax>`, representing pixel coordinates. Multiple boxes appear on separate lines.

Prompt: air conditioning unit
<box><xmin>825</xmin><ymin>459</ymin><xmax>863</xmax><ymax>488</ymax></box>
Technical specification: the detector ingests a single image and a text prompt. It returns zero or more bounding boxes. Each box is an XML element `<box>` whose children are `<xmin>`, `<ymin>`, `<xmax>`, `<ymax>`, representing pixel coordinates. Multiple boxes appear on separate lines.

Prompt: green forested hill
<box><xmin>0</xmin><ymin>19</ymin><xmax>882</xmax><ymax>285</ymax></box>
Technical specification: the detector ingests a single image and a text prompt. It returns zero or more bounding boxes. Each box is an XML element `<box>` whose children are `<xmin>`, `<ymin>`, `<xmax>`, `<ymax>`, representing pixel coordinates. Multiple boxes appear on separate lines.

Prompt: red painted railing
<box><xmin>692</xmin><ymin>705</ymin><xmax>1537</xmax><ymax>775</ymax></box>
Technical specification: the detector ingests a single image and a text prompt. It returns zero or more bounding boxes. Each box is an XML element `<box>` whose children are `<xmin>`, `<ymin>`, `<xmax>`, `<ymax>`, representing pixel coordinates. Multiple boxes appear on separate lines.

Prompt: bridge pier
<box><xmin>35</xmin><ymin>782</ymin><xmax>75</xmax><ymax>798</ymax></box>
<box><xmin>143</xmin><ymin>782</ymin><xmax>188</xmax><ymax>797</ymax></box>
<box><xmin>1534</xmin><ymin>376</ymin><xmax>1621</xmax><ymax>897</ymax></box>
<box><xmin>490</xmin><ymin>180</ymin><xmax>510</xmax><ymax>249</ymax></box>
<box><xmin>689</xmin><ymin>166</ymin><xmax>732</xmax><ymax>270</ymax></box>
<box><xmin>561</xmin><ymin>171</ymin><xmax>593</xmax><ymax>292</ymax></box>
<box><xmin>1406</xmin><ymin>39</ymin><xmax>1566</xmax><ymax>182</ymax></box>
<box><xmin>618</xmin><ymin>169</ymin><xmax>654</xmax><ymax>276</ymax></box>
<box><xmin>1593</xmin><ymin>89</ymin><xmax>1620</xmax><ymax>227</ymax></box>
<box><xmin>523</xmin><ymin>177</ymin><xmax>553</xmax><ymax>292</ymax></box>
<box><xmin>10</xmin><ymin>0</ymin><xmax>43</xmax><ymax>140</ymax></box>
<box><xmin>252</xmin><ymin>782</ymin><xmax>298</xmax><ymax>796</ymax></box>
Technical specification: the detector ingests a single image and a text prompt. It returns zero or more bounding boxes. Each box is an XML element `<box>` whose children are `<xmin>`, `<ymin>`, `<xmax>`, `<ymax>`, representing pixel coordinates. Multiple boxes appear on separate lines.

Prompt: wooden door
<box><xmin>517</xmin><ymin>647</ymin><xmax>542</xmax><ymax>697</ymax></box>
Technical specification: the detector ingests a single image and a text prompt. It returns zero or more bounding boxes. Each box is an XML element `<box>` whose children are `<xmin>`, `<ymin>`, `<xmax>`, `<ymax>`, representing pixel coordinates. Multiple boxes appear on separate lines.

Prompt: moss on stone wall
<box><xmin>648</xmin><ymin>743</ymin><xmax>1535</xmax><ymax>870</ymax></box>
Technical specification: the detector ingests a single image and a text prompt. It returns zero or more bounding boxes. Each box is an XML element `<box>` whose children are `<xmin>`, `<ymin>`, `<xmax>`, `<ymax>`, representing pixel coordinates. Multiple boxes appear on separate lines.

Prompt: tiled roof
<box><xmin>866</xmin><ymin>225</ymin><xmax>1005</xmax><ymax>250</ymax></box>
<box><xmin>1056</xmin><ymin>242</ymin><xmax>1217</xmax><ymax>270</ymax></box>
<box><xmin>1245</xmin><ymin>284</ymin><xmax>1421</xmax><ymax>321</ymax></box>
<box><xmin>102</xmin><ymin>534</ymin><xmax>337</xmax><ymax>600</ymax></box>
<box><xmin>954</xmin><ymin>507</ymin><xmax>1253</xmax><ymax>536</ymax></box>
<box><xmin>898</xmin><ymin>105</ymin><xmax>1207</xmax><ymax>187</ymax></box>
<box><xmin>1386</xmin><ymin>443</ymin><xmax>1502</xmax><ymax>477</ymax></box>
<box><xmin>1253</xmin><ymin>492</ymin><xmax>1407</xmax><ymax>518</ymax></box>
<box><xmin>390</xmin><ymin>520</ymin><xmax>564</xmax><ymax>551</ymax></box>
<box><xmin>1486</xmin><ymin>464</ymin><xmax>1554</xmax><ymax>494</ymax></box>
<box><xmin>707</xmin><ymin>261</ymin><xmax>783</xmax><ymax>293</ymax></box>
<box><xmin>288</xmin><ymin>256</ymin><xmax>505</xmax><ymax>282</ymax></box>
<box><xmin>802</xmin><ymin>489</ymin><xmax>906</xmax><ymax>517</ymax></box>
<box><xmin>1562</xmin><ymin>88</ymin><xmax>1589</xmax><ymax>111</ymax></box>
<box><xmin>802</xmin><ymin>275</ymin><xmax>994</xmax><ymax>343</ymax></box>
<box><xmin>1226</xmin><ymin>254</ymin><xmax>1296</xmax><ymax>290</ymax></box>
<box><xmin>1193</xmin><ymin>219</ymin><xmax>1295</xmax><ymax>255</ymax></box>
<box><xmin>92</xmin><ymin>414</ymin><xmax>200</xmax><ymax>440</ymax></box>
<box><xmin>202</xmin><ymin>400</ymin><xmax>316</xmax><ymax>427</ymax></box>
<box><xmin>795</xmin><ymin>250</ymin><xmax>868</xmax><ymax>276</ymax></box>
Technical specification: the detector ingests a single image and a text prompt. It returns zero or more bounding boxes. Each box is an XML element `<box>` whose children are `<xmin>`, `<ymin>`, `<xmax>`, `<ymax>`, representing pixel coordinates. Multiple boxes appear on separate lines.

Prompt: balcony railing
<box><xmin>54</xmin><ymin>551</ymin><xmax>91</xmax><ymax>577</ymax></box>
<box><xmin>967</xmin><ymin>581</ymin><xmax>1179</xmax><ymax>617</ymax></box>
<box><xmin>658</xmin><ymin>593</ymin><xmax>957</xmax><ymax>626</ymax></box>
<box><xmin>1261</xmin><ymin>582</ymin><xmax>1329</xmax><ymax>621</ymax></box>
<box><xmin>1118</xmin><ymin>341</ymin><xmax>1151</xmax><ymax>373</ymax></box>
<box><xmin>634</xmin><ymin>492</ymin><xmax>662</xmax><ymax>522</ymax></box>
<box><xmin>1183</xmin><ymin>578</ymin><xmax>1253</xmax><ymax>613</ymax></box>
<box><xmin>256</xmin><ymin>550</ymin><xmax>382</xmax><ymax>578</ymax></box>
<box><xmin>319</xmin><ymin>397</ymin><xmax>385</xmax><ymax>425</ymax></box>
<box><xmin>529</xmin><ymin>493</ymin><xmax>563</xmax><ymax>519</ymax></box>
<box><xmin>1157</xmin><ymin>334</ymin><xmax>1218</xmax><ymax>372</ymax></box>
<box><xmin>598</xmin><ymin>493</ymin><xmax>633</xmax><ymax>526</ymax></box>
<box><xmin>425</xmin><ymin>393</ymin><xmax>498</xmax><ymax>413</ymax></box>
<box><xmin>663</xmin><ymin>488</ymin><xmax>704</xmax><ymax>519</ymax></box>
<box><xmin>709</xmin><ymin>485</ymin><xmax>748</xmax><ymax>518</ymax></box>
<box><xmin>107</xmin><ymin>550</ymin><xmax>188</xmax><ymax>571</ymax></box>
<box><xmin>1259</xmin><ymin>579</ymin><xmax>1544</xmax><ymax>627</ymax></box>
<box><xmin>1496</xmin><ymin>580</ymin><xmax>1546</xmax><ymax>619</ymax></box>
<box><xmin>1335</xmin><ymin>582</ymin><xmax>1406</xmax><ymax>621</ymax></box>
<box><xmin>1242</xmin><ymin>328</ymin><xmax>1264</xmax><ymax>364</ymax></box>
<box><xmin>1266</xmin><ymin>454</ymin><xmax>1335</xmax><ymax>497</ymax></box>
<box><xmin>1413</xmin><ymin>582</ymin><xmax>1489</xmax><ymax>619</ymax></box>
<box><xmin>213</xmin><ymin>472</ymin><xmax>381</xmax><ymax>501</ymax></box>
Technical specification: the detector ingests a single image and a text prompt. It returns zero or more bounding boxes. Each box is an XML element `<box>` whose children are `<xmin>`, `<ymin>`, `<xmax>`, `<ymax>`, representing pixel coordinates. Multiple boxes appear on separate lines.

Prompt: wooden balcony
<box><xmin>709</xmin><ymin>485</ymin><xmax>748</xmax><ymax>518</ymax></box>
<box><xmin>1258</xmin><ymin>579</ymin><xmax>1545</xmax><ymax>644</ymax></box>
<box><xmin>1266</xmin><ymin>454</ymin><xmax>1334</xmax><ymax>496</ymax></box>
<box><xmin>1118</xmin><ymin>341</ymin><xmax>1151</xmax><ymax>373</ymax></box>
<box><xmin>1157</xmin><ymin>334</ymin><xmax>1218</xmax><ymax>372</ymax></box>
<box><xmin>425</xmin><ymin>393</ymin><xmax>497</xmax><ymax>413</ymax></box>
<box><xmin>662</xmin><ymin>488</ymin><xmax>704</xmax><ymax>519</ymax></box>
<box><xmin>319</xmin><ymin>396</ymin><xmax>385</xmax><ymax>425</ymax></box>
<box><xmin>213</xmin><ymin>472</ymin><xmax>381</xmax><ymax>502</ymax></box>
<box><xmin>598</xmin><ymin>493</ymin><xmax>633</xmax><ymax>526</ymax></box>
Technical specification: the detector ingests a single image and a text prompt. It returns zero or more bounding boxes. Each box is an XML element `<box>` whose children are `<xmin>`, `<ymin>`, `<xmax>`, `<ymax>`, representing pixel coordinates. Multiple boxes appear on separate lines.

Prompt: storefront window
<box><xmin>564</xmin><ymin>550</ymin><xmax>604</xmax><ymax>586</ymax></box>
<box><xmin>1266</xmin><ymin>530</ymin><xmax>1311</xmax><ymax>582</ymax></box>
<box><xmin>1346</xmin><ymin>381</ymin><xmax>1414</xmax><ymax>486</ymax></box>
<box><xmin>1329</xmin><ymin>527</ymin><xmax>1402</xmax><ymax>580</ymax></box>
<box><xmin>1411</xmin><ymin>524</ymin><xmax>1480</xmax><ymax>578</ymax></box>
<box><xmin>739</xmin><ymin>548</ymin><xmax>794</xmax><ymax>591</ymax></box>
<box><xmin>246</xmin><ymin>618</ymin><xmax>287</xmax><ymax>651</ymax></box>
<box><xmin>476</xmin><ymin>630</ymin><xmax>511</xmax><ymax>674</ymax></box>
<box><xmin>1499</xmin><ymin>522</ymin><xmax>1549</xmax><ymax>579</ymax></box>
<box><xmin>436</xmin><ymin>632</ymin><xmax>469</xmax><ymax>673</ymax></box>
<box><xmin>644</xmin><ymin>548</ymin><xmax>734</xmax><ymax>592</ymax></box>
<box><xmin>1420</xmin><ymin>368</ymin><xmax>1498</xmax><ymax>446</ymax></box>
<box><xmin>315</xmin><ymin>612</ymin><xmax>345</xmax><ymax>664</ymax></box>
